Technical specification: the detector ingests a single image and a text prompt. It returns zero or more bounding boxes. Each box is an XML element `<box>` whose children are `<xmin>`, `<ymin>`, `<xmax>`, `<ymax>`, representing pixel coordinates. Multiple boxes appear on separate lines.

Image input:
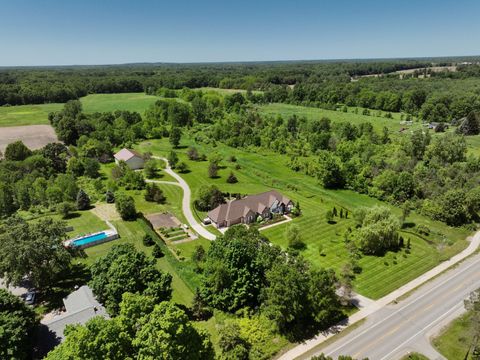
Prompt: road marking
<box><xmin>325</xmin><ymin>255</ymin><xmax>480</xmax><ymax>356</ymax></box>
<box><xmin>378</xmin><ymin>303</ymin><xmax>463</xmax><ymax>360</ymax></box>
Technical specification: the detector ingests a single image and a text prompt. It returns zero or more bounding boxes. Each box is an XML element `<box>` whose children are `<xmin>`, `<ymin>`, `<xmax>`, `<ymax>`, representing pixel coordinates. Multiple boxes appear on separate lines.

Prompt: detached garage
<box><xmin>114</xmin><ymin>148</ymin><xmax>145</xmax><ymax>169</ymax></box>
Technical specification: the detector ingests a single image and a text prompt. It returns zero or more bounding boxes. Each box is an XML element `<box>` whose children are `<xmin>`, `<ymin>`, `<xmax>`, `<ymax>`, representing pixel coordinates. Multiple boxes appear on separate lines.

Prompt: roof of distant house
<box><xmin>114</xmin><ymin>148</ymin><xmax>143</xmax><ymax>162</ymax></box>
<box><xmin>208</xmin><ymin>190</ymin><xmax>291</xmax><ymax>224</ymax></box>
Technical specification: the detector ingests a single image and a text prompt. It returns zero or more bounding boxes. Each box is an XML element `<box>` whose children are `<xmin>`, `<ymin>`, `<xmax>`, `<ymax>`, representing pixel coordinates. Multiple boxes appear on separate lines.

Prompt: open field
<box><xmin>257</xmin><ymin>103</ymin><xmax>422</xmax><ymax>134</ymax></box>
<box><xmin>136</xmin><ymin>137</ymin><xmax>469</xmax><ymax>299</ymax></box>
<box><xmin>0</xmin><ymin>124</ymin><xmax>58</xmax><ymax>153</ymax></box>
<box><xmin>0</xmin><ymin>92</ymin><xmax>158</xmax><ymax>127</ymax></box>
<box><xmin>433</xmin><ymin>311</ymin><xmax>476</xmax><ymax>360</ymax></box>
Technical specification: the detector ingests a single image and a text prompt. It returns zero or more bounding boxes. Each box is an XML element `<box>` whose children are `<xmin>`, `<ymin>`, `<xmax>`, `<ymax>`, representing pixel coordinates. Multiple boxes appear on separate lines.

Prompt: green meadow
<box><xmin>137</xmin><ymin>137</ymin><xmax>469</xmax><ymax>299</ymax></box>
<box><xmin>257</xmin><ymin>102</ymin><xmax>422</xmax><ymax>134</ymax></box>
<box><xmin>0</xmin><ymin>92</ymin><xmax>158</xmax><ymax>127</ymax></box>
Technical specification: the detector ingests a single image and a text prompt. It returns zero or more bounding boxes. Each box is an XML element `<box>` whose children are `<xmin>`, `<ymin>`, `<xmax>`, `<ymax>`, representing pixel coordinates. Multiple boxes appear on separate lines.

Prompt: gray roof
<box><xmin>114</xmin><ymin>148</ymin><xmax>143</xmax><ymax>162</ymax></box>
<box><xmin>208</xmin><ymin>190</ymin><xmax>291</xmax><ymax>224</ymax></box>
<box><xmin>42</xmin><ymin>285</ymin><xmax>108</xmax><ymax>341</ymax></box>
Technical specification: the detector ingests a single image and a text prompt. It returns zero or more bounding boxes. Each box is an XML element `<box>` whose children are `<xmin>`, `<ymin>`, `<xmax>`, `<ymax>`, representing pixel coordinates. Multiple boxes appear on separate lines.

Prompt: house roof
<box><xmin>114</xmin><ymin>148</ymin><xmax>143</xmax><ymax>162</ymax></box>
<box><xmin>42</xmin><ymin>285</ymin><xmax>108</xmax><ymax>341</ymax></box>
<box><xmin>208</xmin><ymin>190</ymin><xmax>291</xmax><ymax>224</ymax></box>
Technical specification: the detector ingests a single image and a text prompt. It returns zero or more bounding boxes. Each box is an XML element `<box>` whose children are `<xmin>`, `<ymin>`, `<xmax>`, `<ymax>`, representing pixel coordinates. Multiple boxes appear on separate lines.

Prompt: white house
<box><xmin>114</xmin><ymin>148</ymin><xmax>145</xmax><ymax>169</ymax></box>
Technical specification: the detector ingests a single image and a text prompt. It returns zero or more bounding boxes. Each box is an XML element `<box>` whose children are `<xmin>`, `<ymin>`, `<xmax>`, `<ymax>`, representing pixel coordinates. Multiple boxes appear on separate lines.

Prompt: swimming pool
<box><xmin>71</xmin><ymin>232</ymin><xmax>108</xmax><ymax>247</ymax></box>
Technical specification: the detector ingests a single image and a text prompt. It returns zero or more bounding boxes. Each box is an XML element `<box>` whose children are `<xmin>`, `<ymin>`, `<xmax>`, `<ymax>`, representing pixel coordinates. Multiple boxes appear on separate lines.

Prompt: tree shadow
<box><xmin>40</xmin><ymin>263</ymin><xmax>91</xmax><ymax>313</ymax></box>
<box><xmin>64</xmin><ymin>212</ymin><xmax>81</xmax><ymax>220</ymax></box>
<box><xmin>401</xmin><ymin>222</ymin><xmax>416</xmax><ymax>229</ymax></box>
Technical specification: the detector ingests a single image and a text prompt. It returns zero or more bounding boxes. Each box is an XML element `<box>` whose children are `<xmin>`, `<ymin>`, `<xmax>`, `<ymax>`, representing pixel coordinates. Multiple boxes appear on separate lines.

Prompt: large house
<box><xmin>207</xmin><ymin>190</ymin><xmax>293</xmax><ymax>228</ymax></box>
<box><xmin>114</xmin><ymin>148</ymin><xmax>144</xmax><ymax>169</ymax></box>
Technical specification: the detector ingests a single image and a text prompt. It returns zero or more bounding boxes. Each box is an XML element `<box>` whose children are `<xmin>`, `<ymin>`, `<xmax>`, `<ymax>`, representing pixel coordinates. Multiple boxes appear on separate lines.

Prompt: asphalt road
<box><xmin>302</xmin><ymin>253</ymin><xmax>480</xmax><ymax>360</ymax></box>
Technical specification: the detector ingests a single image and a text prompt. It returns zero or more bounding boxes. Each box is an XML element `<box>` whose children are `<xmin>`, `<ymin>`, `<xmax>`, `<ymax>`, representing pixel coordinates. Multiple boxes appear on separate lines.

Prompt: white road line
<box><xmin>379</xmin><ymin>303</ymin><xmax>463</xmax><ymax>360</ymax></box>
<box><xmin>325</xmin><ymin>255</ymin><xmax>480</xmax><ymax>356</ymax></box>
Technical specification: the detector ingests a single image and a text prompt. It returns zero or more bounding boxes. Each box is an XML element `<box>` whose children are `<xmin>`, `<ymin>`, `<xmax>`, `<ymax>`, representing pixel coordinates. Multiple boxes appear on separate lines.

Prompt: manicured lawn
<box><xmin>433</xmin><ymin>311</ymin><xmax>477</xmax><ymax>360</ymax></box>
<box><xmin>64</xmin><ymin>210</ymin><xmax>108</xmax><ymax>238</ymax></box>
<box><xmin>137</xmin><ymin>137</ymin><xmax>470</xmax><ymax>299</ymax></box>
<box><xmin>78</xmin><ymin>218</ymin><xmax>196</xmax><ymax>306</ymax></box>
<box><xmin>125</xmin><ymin>183</ymin><xmax>186</xmax><ymax>223</ymax></box>
<box><xmin>0</xmin><ymin>92</ymin><xmax>158</xmax><ymax>127</ymax></box>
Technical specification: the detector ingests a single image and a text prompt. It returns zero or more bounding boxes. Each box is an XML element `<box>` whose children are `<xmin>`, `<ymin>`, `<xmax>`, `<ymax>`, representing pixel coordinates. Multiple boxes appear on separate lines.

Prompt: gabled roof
<box><xmin>114</xmin><ymin>148</ymin><xmax>143</xmax><ymax>162</ymax></box>
<box><xmin>208</xmin><ymin>190</ymin><xmax>291</xmax><ymax>224</ymax></box>
<box><xmin>42</xmin><ymin>286</ymin><xmax>108</xmax><ymax>341</ymax></box>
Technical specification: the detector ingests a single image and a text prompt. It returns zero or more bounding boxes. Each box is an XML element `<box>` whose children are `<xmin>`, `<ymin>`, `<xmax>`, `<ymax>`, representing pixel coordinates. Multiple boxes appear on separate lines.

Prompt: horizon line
<box><xmin>1</xmin><ymin>54</ymin><xmax>480</xmax><ymax>69</ymax></box>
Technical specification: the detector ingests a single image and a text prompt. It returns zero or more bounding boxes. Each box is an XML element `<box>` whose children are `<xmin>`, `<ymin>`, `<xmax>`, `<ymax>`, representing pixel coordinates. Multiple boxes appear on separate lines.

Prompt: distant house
<box><xmin>207</xmin><ymin>190</ymin><xmax>293</xmax><ymax>228</ymax></box>
<box><xmin>40</xmin><ymin>286</ymin><xmax>107</xmax><ymax>348</ymax></box>
<box><xmin>114</xmin><ymin>148</ymin><xmax>144</xmax><ymax>169</ymax></box>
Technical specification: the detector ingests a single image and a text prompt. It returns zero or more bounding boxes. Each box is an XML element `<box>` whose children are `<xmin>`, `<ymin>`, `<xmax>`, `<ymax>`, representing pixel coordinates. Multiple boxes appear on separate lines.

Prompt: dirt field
<box><xmin>0</xmin><ymin>124</ymin><xmax>58</xmax><ymax>153</ymax></box>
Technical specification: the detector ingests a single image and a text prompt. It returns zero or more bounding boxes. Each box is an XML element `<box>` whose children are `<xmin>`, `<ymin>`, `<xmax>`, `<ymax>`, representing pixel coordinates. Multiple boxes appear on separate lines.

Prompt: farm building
<box><xmin>207</xmin><ymin>190</ymin><xmax>293</xmax><ymax>228</ymax></box>
<box><xmin>113</xmin><ymin>148</ymin><xmax>144</xmax><ymax>169</ymax></box>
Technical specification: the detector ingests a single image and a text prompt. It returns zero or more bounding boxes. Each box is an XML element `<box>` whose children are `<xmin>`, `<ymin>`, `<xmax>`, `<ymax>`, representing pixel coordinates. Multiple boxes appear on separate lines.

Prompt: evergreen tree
<box><xmin>76</xmin><ymin>189</ymin><xmax>90</xmax><ymax>210</ymax></box>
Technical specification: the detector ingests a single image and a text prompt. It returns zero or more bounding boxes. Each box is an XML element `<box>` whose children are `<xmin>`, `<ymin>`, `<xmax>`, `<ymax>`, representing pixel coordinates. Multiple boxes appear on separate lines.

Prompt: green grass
<box><xmin>64</xmin><ymin>210</ymin><xmax>108</xmax><ymax>238</ymax></box>
<box><xmin>0</xmin><ymin>92</ymin><xmax>158</xmax><ymax>127</ymax></box>
<box><xmin>433</xmin><ymin>311</ymin><xmax>477</xmax><ymax>360</ymax></box>
<box><xmin>137</xmin><ymin>136</ymin><xmax>469</xmax><ymax>299</ymax></box>
<box><xmin>257</xmin><ymin>103</ymin><xmax>423</xmax><ymax>134</ymax></box>
<box><xmin>400</xmin><ymin>353</ymin><xmax>430</xmax><ymax>360</ymax></box>
<box><xmin>78</xmin><ymin>218</ymin><xmax>195</xmax><ymax>306</ymax></box>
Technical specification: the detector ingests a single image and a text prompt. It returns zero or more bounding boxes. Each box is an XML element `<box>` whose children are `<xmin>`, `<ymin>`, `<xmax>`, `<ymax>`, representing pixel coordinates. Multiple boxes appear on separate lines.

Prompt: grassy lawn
<box><xmin>433</xmin><ymin>311</ymin><xmax>477</xmax><ymax>360</ymax></box>
<box><xmin>125</xmin><ymin>183</ymin><xmax>186</xmax><ymax>223</ymax></box>
<box><xmin>63</xmin><ymin>210</ymin><xmax>108</xmax><ymax>238</ymax></box>
<box><xmin>257</xmin><ymin>103</ymin><xmax>423</xmax><ymax>134</ymax></box>
<box><xmin>0</xmin><ymin>92</ymin><xmax>158</xmax><ymax>127</ymax></box>
<box><xmin>137</xmin><ymin>136</ymin><xmax>470</xmax><ymax>299</ymax></box>
<box><xmin>77</xmin><ymin>218</ymin><xmax>196</xmax><ymax>306</ymax></box>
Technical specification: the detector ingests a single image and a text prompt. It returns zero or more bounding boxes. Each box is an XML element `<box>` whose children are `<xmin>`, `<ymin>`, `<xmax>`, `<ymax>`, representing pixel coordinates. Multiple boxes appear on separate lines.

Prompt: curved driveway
<box><xmin>149</xmin><ymin>157</ymin><xmax>217</xmax><ymax>241</ymax></box>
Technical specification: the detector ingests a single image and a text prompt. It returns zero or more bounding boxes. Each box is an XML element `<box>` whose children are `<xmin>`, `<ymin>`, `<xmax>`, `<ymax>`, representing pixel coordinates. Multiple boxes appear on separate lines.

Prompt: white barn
<box><xmin>114</xmin><ymin>148</ymin><xmax>145</xmax><ymax>169</ymax></box>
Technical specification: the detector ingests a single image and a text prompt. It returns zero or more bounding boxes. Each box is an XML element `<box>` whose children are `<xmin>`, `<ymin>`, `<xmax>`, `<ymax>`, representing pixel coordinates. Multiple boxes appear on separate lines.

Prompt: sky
<box><xmin>0</xmin><ymin>0</ymin><xmax>479</xmax><ymax>66</ymax></box>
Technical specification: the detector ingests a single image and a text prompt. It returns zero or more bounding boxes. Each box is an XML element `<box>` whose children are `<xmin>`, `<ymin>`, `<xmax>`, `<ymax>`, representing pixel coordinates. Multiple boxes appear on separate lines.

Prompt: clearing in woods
<box><xmin>0</xmin><ymin>92</ymin><xmax>158</xmax><ymax>127</ymax></box>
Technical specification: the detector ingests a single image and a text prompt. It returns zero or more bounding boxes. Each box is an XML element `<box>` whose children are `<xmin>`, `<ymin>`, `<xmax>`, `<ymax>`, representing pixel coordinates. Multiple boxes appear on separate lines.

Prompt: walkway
<box><xmin>278</xmin><ymin>230</ymin><xmax>480</xmax><ymax>360</ymax></box>
<box><xmin>149</xmin><ymin>156</ymin><xmax>217</xmax><ymax>240</ymax></box>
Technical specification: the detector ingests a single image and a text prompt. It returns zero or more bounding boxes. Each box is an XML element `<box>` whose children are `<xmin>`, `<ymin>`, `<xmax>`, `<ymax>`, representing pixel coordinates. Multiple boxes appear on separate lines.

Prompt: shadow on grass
<box><xmin>401</xmin><ymin>222</ymin><xmax>416</xmax><ymax>229</ymax></box>
<box><xmin>63</xmin><ymin>212</ymin><xmax>81</xmax><ymax>220</ymax></box>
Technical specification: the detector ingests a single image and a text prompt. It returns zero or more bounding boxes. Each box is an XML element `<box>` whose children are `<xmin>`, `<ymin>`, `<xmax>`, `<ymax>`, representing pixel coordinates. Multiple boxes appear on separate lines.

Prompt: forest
<box><xmin>2</xmin><ymin>57</ymin><xmax>480</xmax><ymax>125</ymax></box>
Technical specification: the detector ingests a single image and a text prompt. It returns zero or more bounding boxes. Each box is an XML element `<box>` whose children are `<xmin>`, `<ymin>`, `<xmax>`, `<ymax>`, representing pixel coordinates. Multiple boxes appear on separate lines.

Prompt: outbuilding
<box><xmin>114</xmin><ymin>148</ymin><xmax>145</xmax><ymax>169</ymax></box>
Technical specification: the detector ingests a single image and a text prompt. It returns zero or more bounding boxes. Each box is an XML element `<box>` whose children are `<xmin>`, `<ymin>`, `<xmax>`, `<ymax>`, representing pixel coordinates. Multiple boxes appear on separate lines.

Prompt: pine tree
<box><xmin>340</xmin><ymin>208</ymin><xmax>344</xmax><ymax>218</ymax></box>
<box><xmin>332</xmin><ymin>207</ymin><xmax>338</xmax><ymax>217</ymax></box>
<box><xmin>76</xmin><ymin>189</ymin><xmax>90</xmax><ymax>210</ymax></box>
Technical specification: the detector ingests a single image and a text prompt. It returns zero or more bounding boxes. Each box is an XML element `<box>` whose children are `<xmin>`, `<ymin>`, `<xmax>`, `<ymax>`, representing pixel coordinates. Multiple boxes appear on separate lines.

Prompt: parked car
<box><xmin>203</xmin><ymin>218</ymin><xmax>211</xmax><ymax>225</ymax></box>
<box><xmin>25</xmin><ymin>291</ymin><xmax>36</xmax><ymax>305</ymax></box>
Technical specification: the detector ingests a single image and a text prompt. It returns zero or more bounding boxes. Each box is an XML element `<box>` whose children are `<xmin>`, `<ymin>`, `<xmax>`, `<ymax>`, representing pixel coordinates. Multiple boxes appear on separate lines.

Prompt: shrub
<box><xmin>226</xmin><ymin>172</ymin><xmax>238</xmax><ymax>184</ymax></box>
<box><xmin>176</xmin><ymin>162</ymin><xmax>189</xmax><ymax>173</ymax></box>
<box><xmin>152</xmin><ymin>244</ymin><xmax>164</xmax><ymax>258</ymax></box>
<box><xmin>57</xmin><ymin>201</ymin><xmax>75</xmax><ymax>219</ymax></box>
<box><xmin>145</xmin><ymin>183</ymin><xmax>166</xmax><ymax>204</ymax></box>
<box><xmin>105</xmin><ymin>190</ymin><xmax>115</xmax><ymax>203</ymax></box>
<box><xmin>143</xmin><ymin>234</ymin><xmax>155</xmax><ymax>247</ymax></box>
<box><xmin>115</xmin><ymin>193</ymin><xmax>137</xmax><ymax>220</ymax></box>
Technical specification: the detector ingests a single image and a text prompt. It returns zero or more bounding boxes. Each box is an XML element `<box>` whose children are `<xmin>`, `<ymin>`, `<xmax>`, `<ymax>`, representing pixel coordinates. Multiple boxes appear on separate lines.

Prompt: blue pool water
<box><xmin>72</xmin><ymin>232</ymin><xmax>108</xmax><ymax>247</ymax></box>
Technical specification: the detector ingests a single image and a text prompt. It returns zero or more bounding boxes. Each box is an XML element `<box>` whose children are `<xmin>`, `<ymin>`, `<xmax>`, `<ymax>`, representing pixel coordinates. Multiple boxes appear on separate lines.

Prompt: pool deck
<box><xmin>64</xmin><ymin>227</ymin><xmax>118</xmax><ymax>249</ymax></box>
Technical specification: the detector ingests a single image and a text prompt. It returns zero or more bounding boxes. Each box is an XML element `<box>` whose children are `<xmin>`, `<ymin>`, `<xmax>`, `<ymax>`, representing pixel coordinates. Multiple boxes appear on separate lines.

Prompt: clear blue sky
<box><xmin>1</xmin><ymin>0</ymin><xmax>479</xmax><ymax>66</ymax></box>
